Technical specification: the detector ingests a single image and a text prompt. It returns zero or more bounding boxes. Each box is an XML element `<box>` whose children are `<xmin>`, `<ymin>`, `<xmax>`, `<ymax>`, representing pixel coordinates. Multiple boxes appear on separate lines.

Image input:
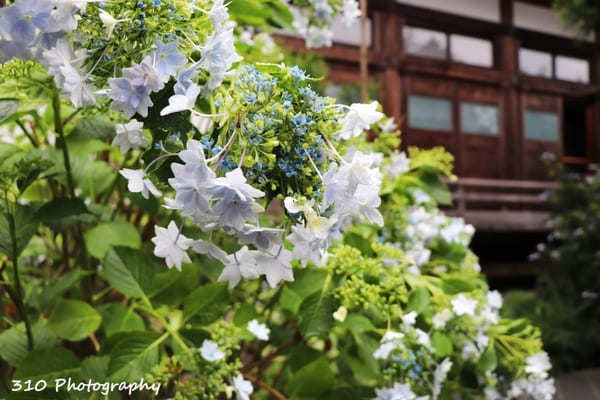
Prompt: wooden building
<box><xmin>278</xmin><ymin>0</ymin><xmax>600</xmax><ymax>281</ymax></box>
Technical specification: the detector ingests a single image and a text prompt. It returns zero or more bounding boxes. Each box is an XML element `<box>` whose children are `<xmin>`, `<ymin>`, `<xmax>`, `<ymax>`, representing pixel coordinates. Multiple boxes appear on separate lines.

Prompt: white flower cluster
<box><xmin>286</xmin><ymin>147</ymin><xmax>384</xmax><ymax>268</ymax></box>
<box><xmin>292</xmin><ymin>0</ymin><xmax>361</xmax><ymax>48</ymax></box>
<box><xmin>373</xmin><ymin>311</ymin><xmax>451</xmax><ymax>400</ymax></box>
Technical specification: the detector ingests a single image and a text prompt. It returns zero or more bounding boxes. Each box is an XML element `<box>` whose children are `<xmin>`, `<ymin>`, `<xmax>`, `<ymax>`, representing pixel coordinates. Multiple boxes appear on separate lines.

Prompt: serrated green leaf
<box><xmin>103</xmin><ymin>331</ymin><xmax>162</xmax><ymax>381</ymax></box>
<box><xmin>14</xmin><ymin>348</ymin><xmax>80</xmax><ymax>382</ymax></box>
<box><xmin>0</xmin><ymin>319</ymin><xmax>59</xmax><ymax>367</ymax></box>
<box><xmin>80</xmin><ymin>355</ymin><xmax>110</xmax><ymax>380</ymax></box>
<box><xmin>285</xmin><ymin>357</ymin><xmax>335</xmax><ymax>397</ymax></box>
<box><xmin>183</xmin><ymin>282</ymin><xmax>231</xmax><ymax>323</ymax></box>
<box><xmin>48</xmin><ymin>299</ymin><xmax>102</xmax><ymax>341</ymax></box>
<box><xmin>298</xmin><ymin>290</ymin><xmax>335</xmax><ymax>338</ymax></box>
<box><xmin>71</xmin><ymin>116</ymin><xmax>116</xmax><ymax>140</ymax></box>
<box><xmin>0</xmin><ymin>205</ymin><xmax>38</xmax><ymax>259</ymax></box>
<box><xmin>233</xmin><ymin>303</ymin><xmax>259</xmax><ymax>327</ymax></box>
<box><xmin>85</xmin><ymin>222</ymin><xmax>141</xmax><ymax>259</ymax></box>
<box><xmin>98</xmin><ymin>303</ymin><xmax>145</xmax><ymax>337</ymax></box>
<box><xmin>101</xmin><ymin>246</ymin><xmax>164</xmax><ymax>299</ymax></box>
<box><xmin>34</xmin><ymin>199</ymin><xmax>93</xmax><ymax>232</ymax></box>
<box><xmin>37</xmin><ymin>268</ymin><xmax>89</xmax><ymax>310</ymax></box>
<box><xmin>279</xmin><ymin>286</ymin><xmax>302</xmax><ymax>314</ymax></box>
<box><xmin>442</xmin><ymin>278</ymin><xmax>477</xmax><ymax>295</ymax></box>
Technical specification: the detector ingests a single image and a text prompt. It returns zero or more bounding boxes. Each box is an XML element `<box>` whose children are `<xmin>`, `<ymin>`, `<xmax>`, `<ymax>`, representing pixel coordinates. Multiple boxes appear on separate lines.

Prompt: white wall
<box><xmin>396</xmin><ymin>0</ymin><xmax>500</xmax><ymax>23</ymax></box>
<box><xmin>514</xmin><ymin>2</ymin><xmax>594</xmax><ymax>41</ymax></box>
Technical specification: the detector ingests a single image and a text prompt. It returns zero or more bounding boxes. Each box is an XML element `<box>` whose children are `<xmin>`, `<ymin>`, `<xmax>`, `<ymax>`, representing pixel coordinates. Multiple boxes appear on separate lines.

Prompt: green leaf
<box><xmin>287</xmin><ymin>268</ymin><xmax>328</xmax><ymax>299</ymax></box>
<box><xmin>263</xmin><ymin>0</ymin><xmax>294</xmax><ymax>29</ymax></box>
<box><xmin>103</xmin><ymin>331</ymin><xmax>162</xmax><ymax>381</ymax></box>
<box><xmin>101</xmin><ymin>246</ymin><xmax>164</xmax><ymax>299</ymax></box>
<box><xmin>279</xmin><ymin>286</ymin><xmax>302</xmax><ymax>314</ymax></box>
<box><xmin>0</xmin><ymin>319</ymin><xmax>59</xmax><ymax>367</ymax></box>
<box><xmin>418</xmin><ymin>170</ymin><xmax>452</xmax><ymax>205</ymax></box>
<box><xmin>442</xmin><ymin>278</ymin><xmax>477</xmax><ymax>295</ymax></box>
<box><xmin>343</xmin><ymin>232</ymin><xmax>375</xmax><ymax>256</ymax></box>
<box><xmin>70</xmin><ymin>156</ymin><xmax>115</xmax><ymax>198</ymax></box>
<box><xmin>80</xmin><ymin>355</ymin><xmax>110</xmax><ymax>380</ymax></box>
<box><xmin>298</xmin><ymin>290</ymin><xmax>335</xmax><ymax>338</ymax></box>
<box><xmin>98</xmin><ymin>303</ymin><xmax>145</xmax><ymax>337</ymax></box>
<box><xmin>285</xmin><ymin>357</ymin><xmax>335</xmax><ymax>397</ymax></box>
<box><xmin>432</xmin><ymin>331</ymin><xmax>453</xmax><ymax>357</ymax></box>
<box><xmin>66</xmin><ymin>129</ymin><xmax>112</xmax><ymax>155</ymax></box>
<box><xmin>14</xmin><ymin>348</ymin><xmax>80</xmax><ymax>382</ymax></box>
<box><xmin>0</xmin><ymin>98</ymin><xmax>19</xmax><ymax>123</ymax></box>
<box><xmin>37</xmin><ymin>268</ymin><xmax>89</xmax><ymax>310</ymax></box>
<box><xmin>233</xmin><ymin>303</ymin><xmax>259</xmax><ymax>327</ymax></box>
<box><xmin>338</xmin><ymin>314</ymin><xmax>376</xmax><ymax>333</ymax></box>
<box><xmin>85</xmin><ymin>222</ymin><xmax>141</xmax><ymax>259</ymax></box>
<box><xmin>182</xmin><ymin>282</ymin><xmax>231</xmax><ymax>323</ymax></box>
<box><xmin>477</xmin><ymin>345</ymin><xmax>498</xmax><ymax>372</ymax></box>
<box><xmin>406</xmin><ymin>286</ymin><xmax>430</xmax><ymax>313</ymax></box>
<box><xmin>48</xmin><ymin>299</ymin><xmax>102</xmax><ymax>341</ymax></box>
<box><xmin>71</xmin><ymin>116</ymin><xmax>116</xmax><ymax>140</ymax></box>
<box><xmin>35</xmin><ymin>199</ymin><xmax>93</xmax><ymax>232</ymax></box>
<box><xmin>148</xmin><ymin>264</ymin><xmax>200</xmax><ymax>306</ymax></box>
<box><xmin>0</xmin><ymin>205</ymin><xmax>38</xmax><ymax>259</ymax></box>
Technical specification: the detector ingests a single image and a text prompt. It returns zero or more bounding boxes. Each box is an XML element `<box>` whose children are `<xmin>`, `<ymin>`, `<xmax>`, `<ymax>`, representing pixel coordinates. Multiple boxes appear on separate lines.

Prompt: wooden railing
<box><xmin>444</xmin><ymin>178</ymin><xmax>557</xmax><ymax>231</ymax></box>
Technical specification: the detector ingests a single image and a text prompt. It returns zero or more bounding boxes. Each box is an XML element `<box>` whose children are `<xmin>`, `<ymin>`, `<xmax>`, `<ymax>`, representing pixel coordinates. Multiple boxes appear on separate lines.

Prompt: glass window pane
<box><xmin>555</xmin><ymin>55</ymin><xmax>589</xmax><ymax>83</ymax></box>
<box><xmin>450</xmin><ymin>35</ymin><xmax>493</xmax><ymax>67</ymax></box>
<box><xmin>519</xmin><ymin>48</ymin><xmax>552</xmax><ymax>78</ymax></box>
<box><xmin>408</xmin><ymin>95</ymin><xmax>453</xmax><ymax>131</ymax></box>
<box><xmin>460</xmin><ymin>102</ymin><xmax>499</xmax><ymax>135</ymax></box>
<box><xmin>524</xmin><ymin>111</ymin><xmax>559</xmax><ymax>141</ymax></box>
<box><xmin>403</xmin><ymin>26</ymin><xmax>447</xmax><ymax>60</ymax></box>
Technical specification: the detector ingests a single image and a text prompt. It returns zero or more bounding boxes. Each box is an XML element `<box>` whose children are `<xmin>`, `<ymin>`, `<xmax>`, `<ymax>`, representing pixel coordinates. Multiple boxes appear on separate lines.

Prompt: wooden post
<box><xmin>500</xmin><ymin>0</ymin><xmax>522</xmax><ymax>179</ymax></box>
<box><xmin>360</xmin><ymin>0</ymin><xmax>369</xmax><ymax>101</ymax></box>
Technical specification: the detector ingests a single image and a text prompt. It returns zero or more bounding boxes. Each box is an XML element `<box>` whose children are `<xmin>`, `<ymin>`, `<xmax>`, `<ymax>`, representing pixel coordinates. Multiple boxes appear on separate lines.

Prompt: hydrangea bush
<box><xmin>0</xmin><ymin>0</ymin><xmax>554</xmax><ymax>399</ymax></box>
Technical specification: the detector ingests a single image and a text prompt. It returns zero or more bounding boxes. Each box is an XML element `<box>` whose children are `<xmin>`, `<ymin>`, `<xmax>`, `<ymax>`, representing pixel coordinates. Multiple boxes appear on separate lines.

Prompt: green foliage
<box><xmin>505</xmin><ymin>165</ymin><xmax>600</xmax><ymax>373</ymax></box>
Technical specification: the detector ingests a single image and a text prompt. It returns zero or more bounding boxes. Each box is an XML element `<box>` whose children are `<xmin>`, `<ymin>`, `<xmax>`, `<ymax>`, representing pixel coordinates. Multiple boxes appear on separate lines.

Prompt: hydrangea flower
<box><xmin>161</xmin><ymin>83</ymin><xmax>201</xmax><ymax>115</ymax></box>
<box><xmin>255</xmin><ymin>248</ymin><xmax>295</xmax><ymax>288</ymax></box>
<box><xmin>150</xmin><ymin>37</ymin><xmax>186</xmax><ymax>82</ymax></box>
<box><xmin>373</xmin><ymin>331</ymin><xmax>404</xmax><ymax>360</ymax></box>
<box><xmin>232</xmin><ymin>374</ymin><xmax>253</xmax><ymax>400</ymax></box>
<box><xmin>198</xmin><ymin>21</ymin><xmax>242</xmax><ymax>90</ymax></box>
<box><xmin>151</xmin><ymin>221</ymin><xmax>193</xmax><ymax>270</ymax></box>
<box><xmin>525</xmin><ymin>352</ymin><xmax>552</xmax><ymax>379</ymax></box>
<box><xmin>451</xmin><ymin>294</ymin><xmax>478</xmax><ymax>316</ymax></box>
<box><xmin>375</xmin><ymin>383</ymin><xmax>417</xmax><ymax>400</ymax></box>
<box><xmin>212</xmin><ymin>168</ymin><xmax>265</xmax><ymax>229</ymax></box>
<box><xmin>217</xmin><ymin>246</ymin><xmax>260</xmax><ymax>288</ymax></box>
<box><xmin>385</xmin><ymin>151</ymin><xmax>410</xmax><ymax>176</ymax></box>
<box><xmin>1</xmin><ymin>0</ymin><xmax>57</xmax><ymax>44</ymax></box>
<box><xmin>433</xmin><ymin>358</ymin><xmax>452</xmax><ymax>399</ymax></box>
<box><xmin>247</xmin><ymin>319</ymin><xmax>270</xmax><ymax>340</ymax></box>
<box><xmin>235</xmin><ymin>225</ymin><xmax>283</xmax><ymax>251</ymax></box>
<box><xmin>338</xmin><ymin>102</ymin><xmax>384</xmax><ymax>140</ymax></box>
<box><xmin>487</xmin><ymin>290</ymin><xmax>503</xmax><ymax>309</ymax></box>
<box><xmin>341</xmin><ymin>0</ymin><xmax>361</xmax><ymax>28</ymax></box>
<box><xmin>199</xmin><ymin>339</ymin><xmax>225</xmax><ymax>362</ymax></box>
<box><xmin>112</xmin><ymin>119</ymin><xmax>148</xmax><ymax>154</ymax></box>
<box><xmin>432</xmin><ymin>309</ymin><xmax>453</xmax><ymax>329</ymax></box>
<box><xmin>287</xmin><ymin>224</ymin><xmax>329</xmax><ymax>267</ymax></box>
<box><xmin>401</xmin><ymin>311</ymin><xmax>418</xmax><ymax>329</ymax></box>
<box><xmin>119</xmin><ymin>168</ymin><xmax>162</xmax><ymax>199</ymax></box>
<box><xmin>60</xmin><ymin>63</ymin><xmax>96</xmax><ymax>108</ymax></box>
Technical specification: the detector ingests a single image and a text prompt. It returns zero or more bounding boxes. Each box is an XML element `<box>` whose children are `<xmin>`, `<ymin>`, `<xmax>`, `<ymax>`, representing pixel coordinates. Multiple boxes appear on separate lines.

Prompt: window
<box><xmin>460</xmin><ymin>102</ymin><xmax>499</xmax><ymax>135</ymax></box>
<box><xmin>555</xmin><ymin>55</ymin><xmax>589</xmax><ymax>83</ymax></box>
<box><xmin>519</xmin><ymin>48</ymin><xmax>590</xmax><ymax>83</ymax></box>
<box><xmin>404</xmin><ymin>26</ymin><xmax>494</xmax><ymax>67</ymax></box>
<box><xmin>408</xmin><ymin>95</ymin><xmax>453</xmax><ymax>131</ymax></box>
<box><xmin>450</xmin><ymin>35</ymin><xmax>493</xmax><ymax>67</ymax></box>
<box><xmin>524</xmin><ymin>110</ymin><xmax>559</xmax><ymax>141</ymax></box>
<box><xmin>403</xmin><ymin>26</ymin><xmax>447</xmax><ymax>60</ymax></box>
<box><xmin>519</xmin><ymin>48</ymin><xmax>552</xmax><ymax>78</ymax></box>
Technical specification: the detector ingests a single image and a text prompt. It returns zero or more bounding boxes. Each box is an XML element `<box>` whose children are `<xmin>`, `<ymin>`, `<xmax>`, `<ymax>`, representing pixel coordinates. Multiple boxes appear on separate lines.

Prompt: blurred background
<box><xmin>274</xmin><ymin>0</ymin><xmax>600</xmax><ymax>390</ymax></box>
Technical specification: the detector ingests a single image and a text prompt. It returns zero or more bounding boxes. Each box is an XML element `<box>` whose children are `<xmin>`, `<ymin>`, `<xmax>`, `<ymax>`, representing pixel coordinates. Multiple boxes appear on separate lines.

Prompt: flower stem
<box><xmin>52</xmin><ymin>92</ymin><xmax>75</xmax><ymax>198</ymax></box>
<box><xmin>7</xmin><ymin>213</ymin><xmax>34</xmax><ymax>350</ymax></box>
